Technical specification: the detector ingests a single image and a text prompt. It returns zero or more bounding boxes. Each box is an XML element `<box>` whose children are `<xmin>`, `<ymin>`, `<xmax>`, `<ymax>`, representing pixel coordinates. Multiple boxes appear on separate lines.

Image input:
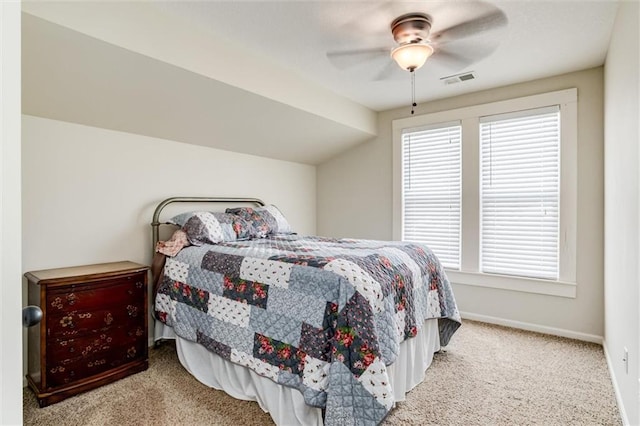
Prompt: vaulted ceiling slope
<box><xmin>21</xmin><ymin>2</ymin><xmax>377</xmax><ymax>165</ymax></box>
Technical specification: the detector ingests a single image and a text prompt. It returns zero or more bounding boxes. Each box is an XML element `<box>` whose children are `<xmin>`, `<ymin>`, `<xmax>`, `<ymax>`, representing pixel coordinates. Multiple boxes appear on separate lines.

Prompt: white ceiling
<box><xmin>152</xmin><ymin>0</ymin><xmax>619</xmax><ymax>111</ymax></box>
<box><xmin>21</xmin><ymin>1</ymin><xmax>619</xmax><ymax>164</ymax></box>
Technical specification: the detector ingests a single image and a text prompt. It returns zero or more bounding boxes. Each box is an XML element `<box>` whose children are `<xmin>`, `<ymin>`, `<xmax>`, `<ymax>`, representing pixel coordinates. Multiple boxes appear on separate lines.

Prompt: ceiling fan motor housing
<box><xmin>391</xmin><ymin>13</ymin><xmax>433</xmax><ymax>45</ymax></box>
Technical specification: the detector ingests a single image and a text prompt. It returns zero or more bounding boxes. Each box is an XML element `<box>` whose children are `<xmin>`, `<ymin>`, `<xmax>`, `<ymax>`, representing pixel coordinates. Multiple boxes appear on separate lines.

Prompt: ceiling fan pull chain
<box><xmin>410</xmin><ymin>70</ymin><xmax>417</xmax><ymax>115</ymax></box>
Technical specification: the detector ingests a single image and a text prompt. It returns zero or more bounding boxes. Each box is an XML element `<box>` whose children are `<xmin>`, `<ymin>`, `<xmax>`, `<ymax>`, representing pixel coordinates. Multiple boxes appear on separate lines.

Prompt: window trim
<box><xmin>392</xmin><ymin>88</ymin><xmax>577</xmax><ymax>298</ymax></box>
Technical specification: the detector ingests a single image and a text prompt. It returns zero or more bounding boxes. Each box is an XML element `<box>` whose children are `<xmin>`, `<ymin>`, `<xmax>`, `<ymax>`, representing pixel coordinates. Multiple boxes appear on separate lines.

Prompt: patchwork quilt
<box><xmin>155</xmin><ymin>234</ymin><xmax>461</xmax><ymax>425</ymax></box>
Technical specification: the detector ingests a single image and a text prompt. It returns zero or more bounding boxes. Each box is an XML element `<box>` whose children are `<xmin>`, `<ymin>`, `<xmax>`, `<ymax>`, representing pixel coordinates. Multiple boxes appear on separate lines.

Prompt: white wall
<box><xmin>22</xmin><ymin>115</ymin><xmax>316</xmax><ymax>271</ymax></box>
<box><xmin>603</xmin><ymin>1</ymin><xmax>640</xmax><ymax>424</ymax></box>
<box><xmin>318</xmin><ymin>67</ymin><xmax>604</xmax><ymax>339</ymax></box>
<box><xmin>22</xmin><ymin>114</ymin><xmax>317</xmax><ymax>375</ymax></box>
<box><xmin>1</xmin><ymin>2</ymin><xmax>23</xmax><ymax>424</ymax></box>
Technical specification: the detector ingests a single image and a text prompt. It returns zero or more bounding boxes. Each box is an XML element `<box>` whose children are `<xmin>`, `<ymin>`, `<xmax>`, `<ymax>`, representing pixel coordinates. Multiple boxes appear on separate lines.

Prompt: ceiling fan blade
<box><xmin>430</xmin><ymin>49</ymin><xmax>475</xmax><ymax>71</ymax></box>
<box><xmin>373</xmin><ymin>60</ymin><xmax>399</xmax><ymax>81</ymax></box>
<box><xmin>332</xmin><ymin>1</ymin><xmax>396</xmax><ymax>34</ymax></box>
<box><xmin>326</xmin><ymin>47</ymin><xmax>390</xmax><ymax>69</ymax></box>
<box><xmin>431</xmin><ymin>10</ymin><xmax>507</xmax><ymax>44</ymax></box>
<box><xmin>430</xmin><ymin>42</ymin><xmax>497</xmax><ymax>71</ymax></box>
<box><xmin>431</xmin><ymin>42</ymin><xmax>499</xmax><ymax>71</ymax></box>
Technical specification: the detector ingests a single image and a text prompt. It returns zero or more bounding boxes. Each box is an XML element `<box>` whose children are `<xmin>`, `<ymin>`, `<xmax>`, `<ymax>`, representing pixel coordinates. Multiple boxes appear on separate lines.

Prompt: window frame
<box><xmin>392</xmin><ymin>88</ymin><xmax>577</xmax><ymax>298</ymax></box>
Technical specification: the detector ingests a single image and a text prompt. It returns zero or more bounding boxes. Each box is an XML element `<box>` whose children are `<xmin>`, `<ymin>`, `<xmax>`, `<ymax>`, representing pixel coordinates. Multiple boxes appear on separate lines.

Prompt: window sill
<box><xmin>445</xmin><ymin>270</ymin><xmax>577</xmax><ymax>298</ymax></box>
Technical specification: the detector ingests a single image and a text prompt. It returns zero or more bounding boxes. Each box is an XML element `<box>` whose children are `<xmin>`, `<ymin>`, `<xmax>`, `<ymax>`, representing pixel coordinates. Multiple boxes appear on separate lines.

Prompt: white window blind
<box><xmin>480</xmin><ymin>106</ymin><xmax>560</xmax><ymax>280</ymax></box>
<box><xmin>402</xmin><ymin>122</ymin><xmax>462</xmax><ymax>269</ymax></box>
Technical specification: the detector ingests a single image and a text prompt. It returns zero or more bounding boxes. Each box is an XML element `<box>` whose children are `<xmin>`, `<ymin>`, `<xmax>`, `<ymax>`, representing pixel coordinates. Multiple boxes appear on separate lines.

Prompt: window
<box><xmin>393</xmin><ymin>89</ymin><xmax>577</xmax><ymax>298</ymax></box>
<box><xmin>480</xmin><ymin>107</ymin><xmax>560</xmax><ymax>280</ymax></box>
<box><xmin>402</xmin><ymin>122</ymin><xmax>461</xmax><ymax>269</ymax></box>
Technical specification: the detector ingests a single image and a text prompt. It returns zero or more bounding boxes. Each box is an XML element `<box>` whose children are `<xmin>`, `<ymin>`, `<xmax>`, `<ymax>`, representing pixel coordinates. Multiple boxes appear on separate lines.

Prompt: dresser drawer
<box><xmin>47</xmin><ymin>305</ymin><xmax>144</xmax><ymax>339</ymax></box>
<box><xmin>46</xmin><ymin>274</ymin><xmax>145</xmax><ymax>313</ymax></box>
<box><xmin>46</xmin><ymin>337</ymin><xmax>147</xmax><ymax>388</ymax></box>
<box><xmin>48</xmin><ymin>323</ymin><xmax>146</xmax><ymax>360</ymax></box>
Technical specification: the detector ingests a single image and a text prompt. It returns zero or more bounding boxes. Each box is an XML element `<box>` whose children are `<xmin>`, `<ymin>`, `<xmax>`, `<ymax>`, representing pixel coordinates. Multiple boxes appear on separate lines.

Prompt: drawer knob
<box><xmin>60</xmin><ymin>316</ymin><xmax>73</xmax><ymax>328</ymax></box>
<box><xmin>51</xmin><ymin>297</ymin><xmax>63</xmax><ymax>310</ymax></box>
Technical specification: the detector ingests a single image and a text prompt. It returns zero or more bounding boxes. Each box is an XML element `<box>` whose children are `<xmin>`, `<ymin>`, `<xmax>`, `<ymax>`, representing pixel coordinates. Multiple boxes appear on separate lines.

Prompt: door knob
<box><xmin>23</xmin><ymin>305</ymin><xmax>43</xmax><ymax>327</ymax></box>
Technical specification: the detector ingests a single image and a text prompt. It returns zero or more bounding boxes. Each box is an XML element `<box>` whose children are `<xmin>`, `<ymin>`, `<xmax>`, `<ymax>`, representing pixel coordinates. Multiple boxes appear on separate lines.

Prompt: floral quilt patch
<box><xmin>222</xmin><ymin>276</ymin><xmax>268</xmax><ymax>309</ymax></box>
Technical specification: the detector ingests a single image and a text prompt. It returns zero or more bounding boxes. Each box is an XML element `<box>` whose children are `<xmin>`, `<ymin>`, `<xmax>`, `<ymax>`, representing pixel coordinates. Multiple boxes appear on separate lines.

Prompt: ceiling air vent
<box><xmin>440</xmin><ymin>71</ymin><xmax>476</xmax><ymax>85</ymax></box>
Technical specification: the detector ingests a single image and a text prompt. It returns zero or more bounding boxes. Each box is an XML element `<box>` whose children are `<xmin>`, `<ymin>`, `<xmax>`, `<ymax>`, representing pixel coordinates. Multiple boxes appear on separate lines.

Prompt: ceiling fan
<box><xmin>326</xmin><ymin>5</ymin><xmax>508</xmax><ymax>81</ymax></box>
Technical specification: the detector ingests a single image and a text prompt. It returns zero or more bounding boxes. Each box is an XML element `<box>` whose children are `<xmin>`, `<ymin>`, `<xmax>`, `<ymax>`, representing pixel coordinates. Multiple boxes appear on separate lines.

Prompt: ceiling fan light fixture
<box><xmin>391</xmin><ymin>43</ymin><xmax>434</xmax><ymax>71</ymax></box>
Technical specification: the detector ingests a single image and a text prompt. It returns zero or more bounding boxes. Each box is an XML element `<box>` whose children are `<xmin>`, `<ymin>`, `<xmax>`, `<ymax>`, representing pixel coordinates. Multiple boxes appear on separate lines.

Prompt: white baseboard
<box><xmin>460</xmin><ymin>311</ymin><xmax>603</xmax><ymax>344</ymax></box>
<box><xmin>602</xmin><ymin>341</ymin><xmax>630</xmax><ymax>426</ymax></box>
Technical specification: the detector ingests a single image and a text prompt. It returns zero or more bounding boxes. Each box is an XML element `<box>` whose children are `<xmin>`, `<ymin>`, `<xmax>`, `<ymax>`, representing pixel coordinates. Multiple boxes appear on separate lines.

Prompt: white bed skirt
<box><xmin>155</xmin><ymin>319</ymin><xmax>441</xmax><ymax>425</ymax></box>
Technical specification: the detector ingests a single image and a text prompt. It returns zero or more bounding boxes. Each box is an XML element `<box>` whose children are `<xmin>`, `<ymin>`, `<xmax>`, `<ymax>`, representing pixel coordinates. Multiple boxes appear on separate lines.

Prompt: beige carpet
<box><xmin>24</xmin><ymin>320</ymin><xmax>621</xmax><ymax>425</ymax></box>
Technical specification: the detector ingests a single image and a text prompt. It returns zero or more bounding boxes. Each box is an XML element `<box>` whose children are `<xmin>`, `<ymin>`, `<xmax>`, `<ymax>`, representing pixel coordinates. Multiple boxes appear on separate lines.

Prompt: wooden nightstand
<box><xmin>25</xmin><ymin>261</ymin><xmax>149</xmax><ymax>407</ymax></box>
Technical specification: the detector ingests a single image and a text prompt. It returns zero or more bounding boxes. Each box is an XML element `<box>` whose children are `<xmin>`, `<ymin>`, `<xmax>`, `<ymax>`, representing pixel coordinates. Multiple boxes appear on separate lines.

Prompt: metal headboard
<box><xmin>151</xmin><ymin>196</ymin><xmax>265</xmax><ymax>249</ymax></box>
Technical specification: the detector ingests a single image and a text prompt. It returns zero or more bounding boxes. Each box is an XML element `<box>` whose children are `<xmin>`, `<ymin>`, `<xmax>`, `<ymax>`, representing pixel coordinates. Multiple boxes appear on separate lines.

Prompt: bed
<box><xmin>151</xmin><ymin>197</ymin><xmax>461</xmax><ymax>425</ymax></box>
